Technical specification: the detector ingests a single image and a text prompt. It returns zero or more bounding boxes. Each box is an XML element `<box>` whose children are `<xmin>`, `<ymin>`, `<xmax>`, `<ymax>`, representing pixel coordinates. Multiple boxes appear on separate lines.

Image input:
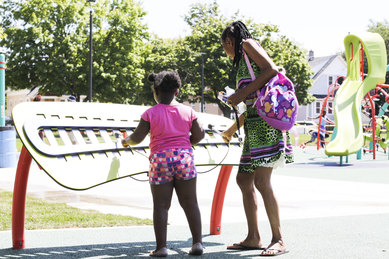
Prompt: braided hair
<box><xmin>148</xmin><ymin>71</ymin><xmax>181</xmax><ymax>94</ymax></box>
<box><xmin>221</xmin><ymin>21</ymin><xmax>252</xmax><ymax>67</ymax></box>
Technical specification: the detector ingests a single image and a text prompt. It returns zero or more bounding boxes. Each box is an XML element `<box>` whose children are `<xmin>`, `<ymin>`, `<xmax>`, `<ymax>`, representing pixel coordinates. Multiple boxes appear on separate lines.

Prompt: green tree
<box><xmin>367</xmin><ymin>19</ymin><xmax>389</xmax><ymax>116</ymax></box>
<box><xmin>0</xmin><ymin>28</ymin><xmax>5</xmax><ymax>41</ymax></box>
<box><xmin>0</xmin><ymin>0</ymin><xmax>148</xmax><ymax>103</ymax></box>
<box><xmin>0</xmin><ymin>1</ymin><xmax>4</xmax><ymax>40</ymax></box>
<box><xmin>176</xmin><ymin>2</ymin><xmax>313</xmax><ymax>116</ymax></box>
<box><xmin>139</xmin><ymin>37</ymin><xmax>199</xmax><ymax>105</ymax></box>
<box><xmin>368</xmin><ymin>19</ymin><xmax>389</xmax><ymax>83</ymax></box>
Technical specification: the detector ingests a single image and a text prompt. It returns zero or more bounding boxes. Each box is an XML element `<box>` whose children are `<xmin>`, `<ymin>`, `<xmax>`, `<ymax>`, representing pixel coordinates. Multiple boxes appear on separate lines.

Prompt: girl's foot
<box><xmin>260</xmin><ymin>240</ymin><xmax>288</xmax><ymax>256</ymax></box>
<box><xmin>149</xmin><ymin>247</ymin><xmax>168</xmax><ymax>257</ymax></box>
<box><xmin>227</xmin><ymin>242</ymin><xmax>264</xmax><ymax>250</ymax></box>
<box><xmin>188</xmin><ymin>242</ymin><xmax>204</xmax><ymax>256</ymax></box>
<box><xmin>227</xmin><ymin>238</ymin><xmax>263</xmax><ymax>250</ymax></box>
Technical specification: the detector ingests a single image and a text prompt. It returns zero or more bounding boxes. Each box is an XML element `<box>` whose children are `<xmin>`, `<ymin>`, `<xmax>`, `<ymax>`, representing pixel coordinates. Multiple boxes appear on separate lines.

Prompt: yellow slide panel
<box><xmin>325</xmin><ymin>32</ymin><xmax>387</xmax><ymax>156</ymax></box>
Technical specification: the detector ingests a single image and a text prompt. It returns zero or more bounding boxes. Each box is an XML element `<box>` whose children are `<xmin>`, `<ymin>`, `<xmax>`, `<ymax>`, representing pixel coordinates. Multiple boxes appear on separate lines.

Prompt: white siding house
<box><xmin>297</xmin><ymin>51</ymin><xmax>347</xmax><ymax>121</ymax></box>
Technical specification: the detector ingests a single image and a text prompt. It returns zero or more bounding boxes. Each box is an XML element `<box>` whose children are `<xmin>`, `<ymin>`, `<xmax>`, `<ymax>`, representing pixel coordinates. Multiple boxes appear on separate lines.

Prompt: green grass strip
<box><xmin>0</xmin><ymin>190</ymin><xmax>152</xmax><ymax>231</ymax></box>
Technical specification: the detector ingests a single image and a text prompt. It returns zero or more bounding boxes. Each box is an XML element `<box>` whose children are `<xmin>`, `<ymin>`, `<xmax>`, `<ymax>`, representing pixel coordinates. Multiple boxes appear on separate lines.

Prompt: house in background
<box><xmin>297</xmin><ymin>51</ymin><xmax>347</xmax><ymax>121</ymax></box>
<box><xmin>6</xmin><ymin>89</ymin><xmax>86</xmax><ymax>117</ymax></box>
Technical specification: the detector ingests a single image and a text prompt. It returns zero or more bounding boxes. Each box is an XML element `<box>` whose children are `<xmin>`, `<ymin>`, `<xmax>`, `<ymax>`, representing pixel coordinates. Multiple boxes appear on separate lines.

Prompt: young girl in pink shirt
<box><xmin>122</xmin><ymin>71</ymin><xmax>205</xmax><ymax>257</ymax></box>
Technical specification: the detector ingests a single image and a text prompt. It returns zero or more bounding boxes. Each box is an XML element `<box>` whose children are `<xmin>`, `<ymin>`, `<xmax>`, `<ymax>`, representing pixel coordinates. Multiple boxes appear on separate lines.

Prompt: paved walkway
<box><xmin>1</xmin><ymin>147</ymin><xmax>389</xmax><ymax>258</ymax></box>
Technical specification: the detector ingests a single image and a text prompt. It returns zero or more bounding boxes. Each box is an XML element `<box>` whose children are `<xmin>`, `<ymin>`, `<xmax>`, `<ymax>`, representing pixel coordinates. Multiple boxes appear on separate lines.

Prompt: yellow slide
<box><xmin>325</xmin><ymin>32</ymin><xmax>387</xmax><ymax>156</ymax></box>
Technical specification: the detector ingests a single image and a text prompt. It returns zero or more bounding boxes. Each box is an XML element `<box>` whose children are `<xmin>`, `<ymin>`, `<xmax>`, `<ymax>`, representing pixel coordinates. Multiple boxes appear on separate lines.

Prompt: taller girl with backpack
<box><xmin>221</xmin><ymin>21</ymin><xmax>293</xmax><ymax>256</ymax></box>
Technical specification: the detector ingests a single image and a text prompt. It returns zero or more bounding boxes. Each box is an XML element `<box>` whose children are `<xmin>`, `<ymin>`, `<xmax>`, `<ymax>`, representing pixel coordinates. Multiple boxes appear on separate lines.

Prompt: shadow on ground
<box><xmin>0</xmin><ymin>239</ymin><xmax>262</xmax><ymax>258</ymax></box>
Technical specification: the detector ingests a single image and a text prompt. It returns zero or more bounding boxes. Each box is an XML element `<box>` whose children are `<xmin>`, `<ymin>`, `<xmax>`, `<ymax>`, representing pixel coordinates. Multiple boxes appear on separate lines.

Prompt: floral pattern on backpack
<box><xmin>242</xmin><ymin>40</ymin><xmax>298</xmax><ymax>131</ymax></box>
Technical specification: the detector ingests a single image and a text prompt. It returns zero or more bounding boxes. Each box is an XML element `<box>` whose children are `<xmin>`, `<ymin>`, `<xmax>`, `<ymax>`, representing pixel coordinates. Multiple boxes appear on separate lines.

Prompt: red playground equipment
<box><xmin>314</xmin><ymin>76</ymin><xmax>343</xmax><ymax>150</ymax></box>
<box><xmin>361</xmin><ymin>82</ymin><xmax>389</xmax><ymax>159</ymax></box>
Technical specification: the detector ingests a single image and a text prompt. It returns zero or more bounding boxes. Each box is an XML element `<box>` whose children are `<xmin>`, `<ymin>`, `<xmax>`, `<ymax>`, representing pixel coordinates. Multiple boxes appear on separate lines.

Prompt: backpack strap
<box><xmin>242</xmin><ymin>48</ymin><xmax>262</xmax><ymax>107</ymax></box>
<box><xmin>242</xmin><ymin>49</ymin><xmax>256</xmax><ymax>80</ymax></box>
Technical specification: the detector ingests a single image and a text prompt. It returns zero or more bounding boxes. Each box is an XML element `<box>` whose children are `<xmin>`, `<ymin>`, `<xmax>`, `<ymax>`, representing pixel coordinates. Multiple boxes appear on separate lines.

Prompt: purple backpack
<box><xmin>243</xmin><ymin>45</ymin><xmax>298</xmax><ymax>131</ymax></box>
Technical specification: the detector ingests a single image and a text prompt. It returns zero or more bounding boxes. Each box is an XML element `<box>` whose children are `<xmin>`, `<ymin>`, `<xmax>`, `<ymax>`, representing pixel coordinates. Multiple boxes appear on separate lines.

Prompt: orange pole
<box><xmin>210</xmin><ymin>165</ymin><xmax>233</xmax><ymax>235</ymax></box>
<box><xmin>360</xmin><ymin>43</ymin><xmax>364</xmax><ymax>79</ymax></box>
<box><xmin>12</xmin><ymin>146</ymin><xmax>33</xmax><ymax>249</ymax></box>
<box><xmin>318</xmin><ymin>80</ymin><xmax>342</xmax><ymax>150</ymax></box>
<box><xmin>366</xmin><ymin>93</ymin><xmax>376</xmax><ymax>159</ymax></box>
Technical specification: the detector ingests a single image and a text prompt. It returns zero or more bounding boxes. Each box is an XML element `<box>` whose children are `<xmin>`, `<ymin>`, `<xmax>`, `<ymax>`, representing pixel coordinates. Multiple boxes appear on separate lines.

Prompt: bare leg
<box><xmin>175</xmin><ymin>177</ymin><xmax>203</xmax><ymax>255</ymax></box>
<box><xmin>304</xmin><ymin>132</ymin><xmax>317</xmax><ymax>145</ymax></box>
<box><xmin>232</xmin><ymin>172</ymin><xmax>262</xmax><ymax>248</ymax></box>
<box><xmin>150</xmin><ymin>181</ymin><xmax>174</xmax><ymax>256</ymax></box>
<box><xmin>253</xmin><ymin>167</ymin><xmax>287</xmax><ymax>255</ymax></box>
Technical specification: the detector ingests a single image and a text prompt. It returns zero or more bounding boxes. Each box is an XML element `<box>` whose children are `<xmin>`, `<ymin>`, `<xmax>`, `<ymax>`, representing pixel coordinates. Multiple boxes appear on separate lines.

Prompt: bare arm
<box><xmin>307</xmin><ymin>115</ymin><xmax>320</xmax><ymax>120</ymax></box>
<box><xmin>190</xmin><ymin>119</ymin><xmax>205</xmax><ymax>145</ymax></box>
<box><xmin>122</xmin><ymin>118</ymin><xmax>150</xmax><ymax>147</ymax></box>
<box><xmin>228</xmin><ymin>39</ymin><xmax>278</xmax><ymax>106</ymax></box>
<box><xmin>221</xmin><ymin>114</ymin><xmax>245</xmax><ymax>143</ymax></box>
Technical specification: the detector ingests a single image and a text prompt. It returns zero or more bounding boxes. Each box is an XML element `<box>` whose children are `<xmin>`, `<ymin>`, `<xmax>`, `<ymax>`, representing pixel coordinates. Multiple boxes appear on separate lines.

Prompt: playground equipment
<box><xmin>11</xmin><ymin>102</ymin><xmax>243</xmax><ymax>249</ymax></box>
<box><xmin>314</xmin><ymin>76</ymin><xmax>344</xmax><ymax>150</ymax></box>
<box><xmin>325</xmin><ymin>32</ymin><xmax>387</xmax><ymax>156</ymax></box>
<box><xmin>364</xmin><ymin>115</ymin><xmax>389</xmax><ymax>152</ymax></box>
<box><xmin>362</xmin><ymin>79</ymin><xmax>389</xmax><ymax>157</ymax></box>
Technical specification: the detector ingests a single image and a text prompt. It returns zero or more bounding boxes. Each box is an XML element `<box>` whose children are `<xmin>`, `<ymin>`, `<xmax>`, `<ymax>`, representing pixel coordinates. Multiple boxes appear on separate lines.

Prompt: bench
<box><xmin>11</xmin><ymin>102</ymin><xmax>243</xmax><ymax>249</ymax></box>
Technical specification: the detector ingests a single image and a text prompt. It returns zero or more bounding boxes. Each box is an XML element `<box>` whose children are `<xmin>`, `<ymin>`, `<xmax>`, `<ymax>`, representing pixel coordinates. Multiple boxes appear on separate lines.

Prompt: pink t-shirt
<box><xmin>141</xmin><ymin>103</ymin><xmax>198</xmax><ymax>154</ymax></box>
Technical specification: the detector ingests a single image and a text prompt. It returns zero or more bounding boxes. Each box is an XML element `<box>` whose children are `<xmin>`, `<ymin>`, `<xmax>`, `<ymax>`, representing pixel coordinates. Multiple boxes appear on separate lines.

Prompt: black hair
<box><xmin>221</xmin><ymin>21</ymin><xmax>252</xmax><ymax>67</ymax></box>
<box><xmin>148</xmin><ymin>71</ymin><xmax>181</xmax><ymax>94</ymax></box>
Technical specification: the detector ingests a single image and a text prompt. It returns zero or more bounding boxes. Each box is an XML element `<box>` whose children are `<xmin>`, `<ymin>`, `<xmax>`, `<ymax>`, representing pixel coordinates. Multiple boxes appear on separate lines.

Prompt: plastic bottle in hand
<box><xmin>218</xmin><ymin>86</ymin><xmax>235</xmax><ymax>108</ymax></box>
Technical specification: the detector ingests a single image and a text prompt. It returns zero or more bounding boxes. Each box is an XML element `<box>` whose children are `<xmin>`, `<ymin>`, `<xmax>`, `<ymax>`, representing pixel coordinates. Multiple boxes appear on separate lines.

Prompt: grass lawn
<box><xmin>0</xmin><ymin>190</ymin><xmax>152</xmax><ymax>231</ymax></box>
<box><xmin>16</xmin><ymin>138</ymin><xmax>23</xmax><ymax>152</ymax></box>
<box><xmin>290</xmin><ymin>133</ymin><xmax>333</xmax><ymax>146</ymax></box>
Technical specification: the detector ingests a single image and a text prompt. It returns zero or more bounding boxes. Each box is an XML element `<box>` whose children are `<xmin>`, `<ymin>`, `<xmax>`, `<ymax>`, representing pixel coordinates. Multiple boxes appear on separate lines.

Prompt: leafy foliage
<box><xmin>368</xmin><ymin>19</ymin><xmax>389</xmax><ymax>84</ymax></box>
<box><xmin>1</xmin><ymin>0</ymin><xmax>313</xmax><ymax>108</ymax></box>
<box><xmin>179</xmin><ymin>2</ymin><xmax>313</xmax><ymax>116</ymax></box>
<box><xmin>367</xmin><ymin>20</ymin><xmax>389</xmax><ymax>116</ymax></box>
<box><xmin>0</xmin><ymin>0</ymin><xmax>148</xmax><ymax>102</ymax></box>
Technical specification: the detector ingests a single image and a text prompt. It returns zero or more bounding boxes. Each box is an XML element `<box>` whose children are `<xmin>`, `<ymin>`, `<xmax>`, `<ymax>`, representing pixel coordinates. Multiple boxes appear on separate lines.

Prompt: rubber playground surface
<box><xmin>1</xmin><ymin>146</ymin><xmax>389</xmax><ymax>258</ymax></box>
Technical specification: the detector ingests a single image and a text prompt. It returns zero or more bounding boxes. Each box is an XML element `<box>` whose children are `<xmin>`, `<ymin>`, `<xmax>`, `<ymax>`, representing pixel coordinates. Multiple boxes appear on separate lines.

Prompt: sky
<box><xmin>140</xmin><ymin>0</ymin><xmax>389</xmax><ymax>57</ymax></box>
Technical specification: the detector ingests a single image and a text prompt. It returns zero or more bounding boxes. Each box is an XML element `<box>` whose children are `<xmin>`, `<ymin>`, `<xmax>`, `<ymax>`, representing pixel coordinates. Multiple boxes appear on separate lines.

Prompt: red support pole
<box><xmin>210</xmin><ymin>165</ymin><xmax>233</xmax><ymax>235</ymax></box>
<box><xmin>12</xmin><ymin>146</ymin><xmax>32</xmax><ymax>249</ymax></box>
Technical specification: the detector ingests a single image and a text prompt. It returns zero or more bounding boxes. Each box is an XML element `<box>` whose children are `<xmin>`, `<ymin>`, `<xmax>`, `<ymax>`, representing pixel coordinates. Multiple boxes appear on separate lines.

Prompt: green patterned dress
<box><xmin>236</xmin><ymin>57</ymin><xmax>294</xmax><ymax>173</ymax></box>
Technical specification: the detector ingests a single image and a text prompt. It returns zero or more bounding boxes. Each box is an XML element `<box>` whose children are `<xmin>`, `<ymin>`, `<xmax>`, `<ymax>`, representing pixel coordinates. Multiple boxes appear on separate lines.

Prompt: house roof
<box><xmin>309</xmin><ymin>55</ymin><xmax>338</xmax><ymax>79</ymax></box>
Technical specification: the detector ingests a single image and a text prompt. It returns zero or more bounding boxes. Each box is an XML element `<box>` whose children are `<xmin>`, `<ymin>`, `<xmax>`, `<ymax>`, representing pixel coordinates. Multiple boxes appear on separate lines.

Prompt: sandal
<box><xmin>227</xmin><ymin>242</ymin><xmax>265</xmax><ymax>250</ymax></box>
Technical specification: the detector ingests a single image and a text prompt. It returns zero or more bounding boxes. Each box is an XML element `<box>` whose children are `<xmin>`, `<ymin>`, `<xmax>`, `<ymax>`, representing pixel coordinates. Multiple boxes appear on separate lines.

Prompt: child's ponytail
<box><xmin>148</xmin><ymin>72</ymin><xmax>156</xmax><ymax>82</ymax></box>
<box><xmin>148</xmin><ymin>71</ymin><xmax>181</xmax><ymax>94</ymax></box>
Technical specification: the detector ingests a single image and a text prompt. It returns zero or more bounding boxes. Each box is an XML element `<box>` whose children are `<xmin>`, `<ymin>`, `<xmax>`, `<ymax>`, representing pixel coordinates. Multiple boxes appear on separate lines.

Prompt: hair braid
<box><xmin>221</xmin><ymin>21</ymin><xmax>252</xmax><ymax>67</ymax></box>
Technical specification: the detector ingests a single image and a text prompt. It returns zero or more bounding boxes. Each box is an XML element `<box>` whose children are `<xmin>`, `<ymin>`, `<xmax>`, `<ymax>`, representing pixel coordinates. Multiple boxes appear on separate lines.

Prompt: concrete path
<box><xmin>1</xmin><ymin>147</ymin><xmax>389</xmax><ymax>258</ymax></box>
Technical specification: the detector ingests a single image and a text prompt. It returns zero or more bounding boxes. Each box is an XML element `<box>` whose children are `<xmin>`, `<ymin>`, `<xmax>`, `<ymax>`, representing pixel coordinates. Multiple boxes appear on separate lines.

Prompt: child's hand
<box><xmin>228</xmin><ymin>89</ymin><xmax>245</xmax><ymax>107</ymax></box>
<box><xmin>121</xmin><ymin>138</ymin><xmax>130</xmax><ymax>148</ymax></box>
<box><xmin>221</xmin><ymin>131</ymin><xmax>233</xmax><ymax>143</ymax></box>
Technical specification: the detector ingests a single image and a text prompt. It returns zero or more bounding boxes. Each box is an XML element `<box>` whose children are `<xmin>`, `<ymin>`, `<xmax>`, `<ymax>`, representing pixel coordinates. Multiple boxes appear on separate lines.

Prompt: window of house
<box><xmin>328</xmin><ymin>102</ymin><xmax>333</xmax><ymax>114</ymax></box>
<box><xmin>328</xmin><ymin>76</ymin><xmax>333</xmax><ymax>86</ymax></box>
<box><xmin>315</xmin><ymin>101</ymin><xmax>321</xmax><ymax>114</ymax></box>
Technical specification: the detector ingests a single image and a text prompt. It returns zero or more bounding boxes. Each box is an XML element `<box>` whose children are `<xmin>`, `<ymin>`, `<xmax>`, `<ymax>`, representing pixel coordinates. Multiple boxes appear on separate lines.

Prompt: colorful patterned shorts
<box><xmin>149</xmin><ymin>148</ymin><xmax>197</xmax><ymax>185</ymax></box>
